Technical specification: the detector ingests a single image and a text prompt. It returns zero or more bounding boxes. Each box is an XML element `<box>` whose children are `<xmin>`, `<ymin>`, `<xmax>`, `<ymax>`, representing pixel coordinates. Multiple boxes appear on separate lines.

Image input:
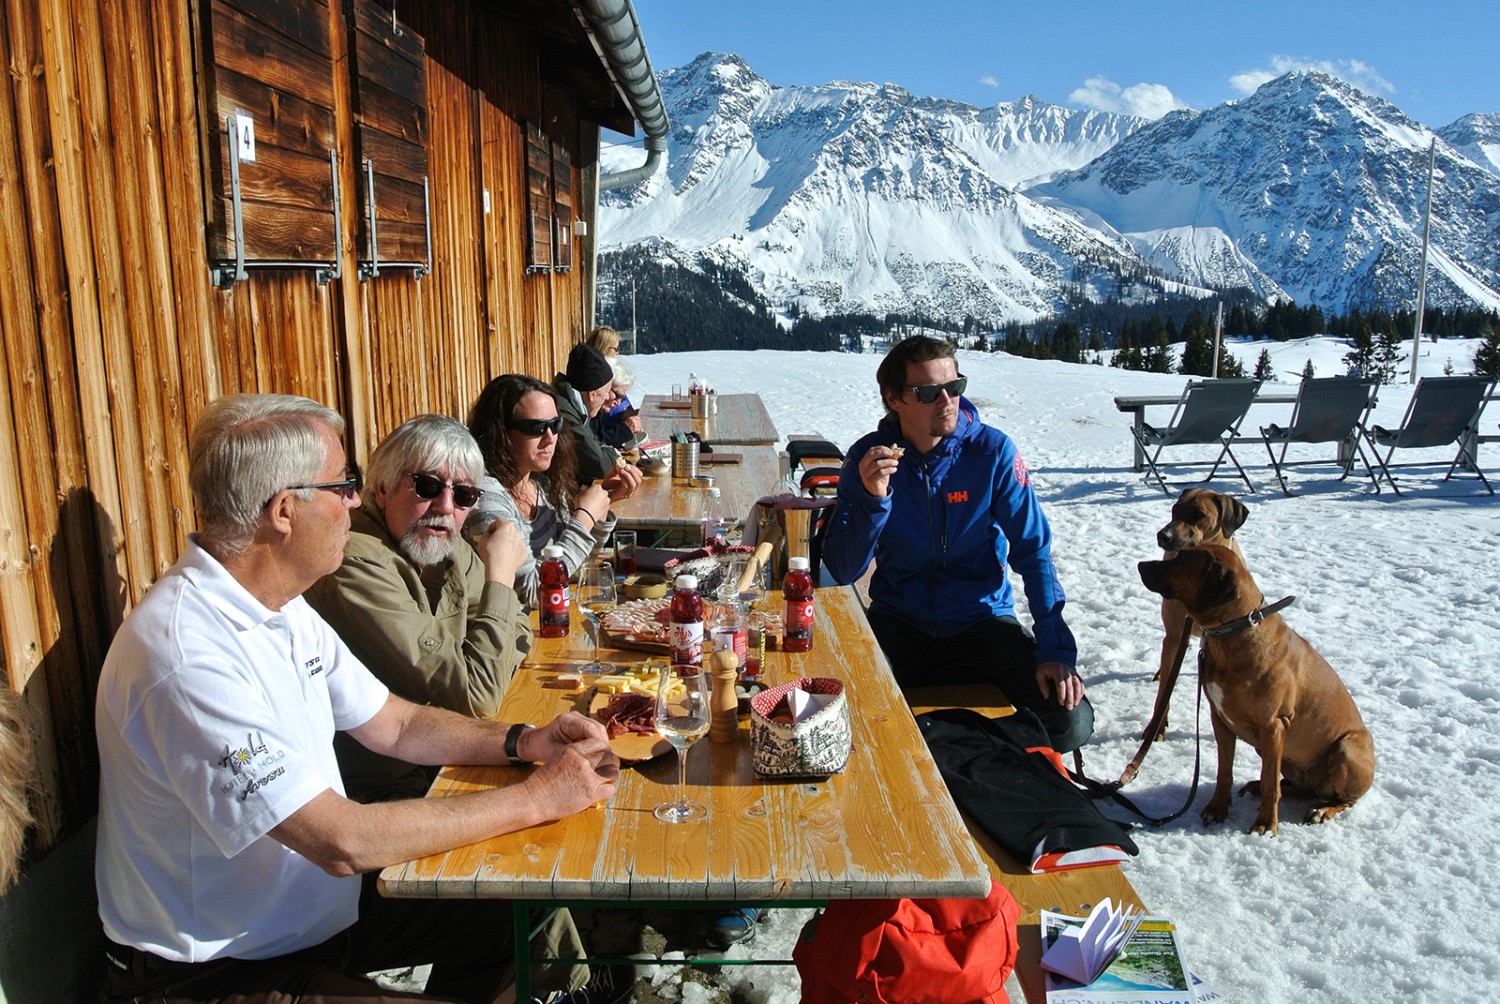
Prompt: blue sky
<box><xmin>628</xmin><ymin>0</ymin><xmax>1498</xmax><ymax>126</ymax></box>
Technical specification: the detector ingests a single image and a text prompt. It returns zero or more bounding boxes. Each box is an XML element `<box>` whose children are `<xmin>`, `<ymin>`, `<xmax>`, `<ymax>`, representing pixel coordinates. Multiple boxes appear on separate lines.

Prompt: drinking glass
<box><xmin>614</xmin><ymin>530</ymin><xmax>638</xmax><ymax>577</ymax></box>
<box><xmin>654</xmin><ymin>665</ymin><xmax>711</xmax><ymax>823</ymax></box>
<box><xmin>671</xmin><ymin>383</ymin><xmax>684</xmax><ymax>401</ymax></box>
<box><xmin>575</xmin><ymin>562</ymin><xmax>618</xmax><ymax>675</ymax></box>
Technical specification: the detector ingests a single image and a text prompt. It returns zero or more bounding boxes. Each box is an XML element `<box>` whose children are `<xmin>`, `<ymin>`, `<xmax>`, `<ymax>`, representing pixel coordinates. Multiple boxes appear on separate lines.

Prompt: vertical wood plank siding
<box><xmin>0</xmin><ymin>0</ymin><xmax>609</xmax><ymax>860</ymax></box>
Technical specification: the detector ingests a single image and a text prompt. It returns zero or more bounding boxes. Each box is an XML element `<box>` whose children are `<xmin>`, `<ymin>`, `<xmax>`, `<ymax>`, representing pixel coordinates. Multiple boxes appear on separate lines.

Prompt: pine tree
<box><xmin>1474</xmin><ymin>326</ymin><xmax>1500</xmax><ymax>377</ymax></box>
<box><xmin>1178</xmin><ymin>328</ymin><xmax>1215</xmax><ymax>376</ymax></box>
<box><xmin>1254</xmin><ymin>348</ymin><xmax>1274</xmax><ymax>381</ymax></box>
<box><xmin>1302</xmin><ymin>358</ymin><xmax>1316</xmax><ymax>380</ymax></box>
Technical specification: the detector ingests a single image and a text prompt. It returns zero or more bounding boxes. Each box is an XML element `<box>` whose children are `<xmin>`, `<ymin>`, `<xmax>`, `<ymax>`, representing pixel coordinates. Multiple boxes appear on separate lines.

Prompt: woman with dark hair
<box><xmin>467</xmin><ymin>374</ymin><xmax>641</xmax><ymax>608</ymax></box>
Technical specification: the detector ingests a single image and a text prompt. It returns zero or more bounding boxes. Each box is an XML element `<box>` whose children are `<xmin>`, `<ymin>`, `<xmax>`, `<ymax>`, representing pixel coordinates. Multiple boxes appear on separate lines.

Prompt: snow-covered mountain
<box><xmin>599</xmin><ymin>53</ymin><xmax>1500</xmax><ymax>323</ymax></box>
<box><xmin>1439</xmin><ymin>111</ymin><xmax>1500</xmax><ymax>177</ymax></box>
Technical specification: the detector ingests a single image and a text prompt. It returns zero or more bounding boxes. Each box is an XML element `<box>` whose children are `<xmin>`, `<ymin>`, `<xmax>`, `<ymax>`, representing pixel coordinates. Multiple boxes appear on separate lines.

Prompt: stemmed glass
<box><xmin>653</xmin><ymin>665</ymin><xmax>710</xmax><ymax>823</ymax></box>
<box><xmin>575</xmin><ymin>562</ymin><xmax>618</xmax><ymax>675</ymax></box>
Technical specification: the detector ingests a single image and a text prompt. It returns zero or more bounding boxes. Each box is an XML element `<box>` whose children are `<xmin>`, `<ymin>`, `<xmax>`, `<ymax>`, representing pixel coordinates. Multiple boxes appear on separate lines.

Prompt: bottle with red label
<box><xmin>669</xmin><ymin>574</ymin><xmax>705</xmax><ymax>666</ymax></box>
<box><xmin>783</xmin><ymin>556</ymin><xmax>815</xmax><ymax>652</ymax></box>
<box><xmin>539</xmin><ymin>545</ymin><xmax>570</xmax><ymax>639</ymax></box>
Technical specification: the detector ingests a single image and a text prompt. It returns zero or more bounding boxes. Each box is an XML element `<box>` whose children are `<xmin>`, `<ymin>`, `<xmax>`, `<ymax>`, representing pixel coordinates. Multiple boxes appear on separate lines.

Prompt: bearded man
<box><xmin>306</xmin><ymin>414</ymin><xmax>533</xmax><ymax>802</ymax></box>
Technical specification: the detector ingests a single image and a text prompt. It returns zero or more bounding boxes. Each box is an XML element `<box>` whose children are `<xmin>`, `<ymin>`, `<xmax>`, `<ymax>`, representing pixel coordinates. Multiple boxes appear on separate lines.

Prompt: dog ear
<box><xmin>1203</xmin><ymin>554</ymin><xmax>1240</xmax><ymax>608</ymax></box>
<box><xmin>1217</xmin><ymin>495</ymin><xmax>1249</xmax><ymax>538</ymax></box>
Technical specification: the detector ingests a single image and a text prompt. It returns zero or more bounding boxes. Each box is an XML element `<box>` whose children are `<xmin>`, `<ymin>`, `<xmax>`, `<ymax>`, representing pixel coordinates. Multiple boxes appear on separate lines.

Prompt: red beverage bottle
<box><xmin>539</xmin><ymin>545</ymin><xmax>570</xmax><ymax>639</ymax></box>
<box><xmin>669</xmin><ymin>574</ymin><xmax>705</xmax><ymax>667</ymax></box>
<box><xmin>783</xmin><ymin>556</ymin><xmax>815</xmax><ymax>653</ymax></box>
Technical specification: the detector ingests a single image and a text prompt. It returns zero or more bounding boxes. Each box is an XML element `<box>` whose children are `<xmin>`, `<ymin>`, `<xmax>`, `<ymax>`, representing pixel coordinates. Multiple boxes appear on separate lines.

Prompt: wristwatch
<box><xmin>504</xmin><ymin>723</ymin><xmax>534</xmax><ymax>765</ymax></box>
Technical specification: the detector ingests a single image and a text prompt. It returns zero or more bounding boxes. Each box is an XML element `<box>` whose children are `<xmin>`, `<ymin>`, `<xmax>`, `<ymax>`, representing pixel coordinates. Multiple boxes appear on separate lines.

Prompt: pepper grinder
<box><xmin>709</xmin><ymin>649</ymin><xmax>740</xmax><ymax>744</ymax></box>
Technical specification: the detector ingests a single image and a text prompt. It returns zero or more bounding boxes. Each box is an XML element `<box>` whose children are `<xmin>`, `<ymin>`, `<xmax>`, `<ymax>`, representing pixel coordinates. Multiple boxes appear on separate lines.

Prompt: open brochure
<box><xmin>1042</xmin><ymin>907</ymin><xmax>1219</xmax><ymax>1003</ymax></box>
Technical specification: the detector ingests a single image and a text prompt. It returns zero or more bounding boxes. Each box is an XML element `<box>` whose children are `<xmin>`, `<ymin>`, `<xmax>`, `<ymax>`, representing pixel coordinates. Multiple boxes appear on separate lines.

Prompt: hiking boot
<box><xmin>708</xmin><ymin>907</ymin><xmax>767</xmax><ymax>950</ymax></box>
<box><xmin>533</xmin><ymin>962</ymin><xmax>634</xmax><ymax>1004</ymax></box>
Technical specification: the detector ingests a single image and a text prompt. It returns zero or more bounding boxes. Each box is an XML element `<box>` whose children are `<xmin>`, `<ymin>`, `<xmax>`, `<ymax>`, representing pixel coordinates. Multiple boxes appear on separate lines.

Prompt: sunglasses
<box><xmin>407</xmin><ymin>472</ymin><xmax>484</xmax><ymax>509</ymax></box>
<box><xmin>510</xmin><ymin>416</ymin><xmax>564</xmax><ymax>438</ymax></box>
<box><xmin>902</xmin><ymin>375</ymin><xmax>967</xmax><ymax>404</ymax></box>
<box><xmin>264</xmin><ymin>464</ymin><xmax>362</xmax><ymax>509</ymax></box>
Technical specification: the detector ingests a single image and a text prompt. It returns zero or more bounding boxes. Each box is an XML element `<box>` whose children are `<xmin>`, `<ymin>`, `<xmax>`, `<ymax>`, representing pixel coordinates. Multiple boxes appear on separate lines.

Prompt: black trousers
<box><xmin>868</xmin><ymin>612</ymin><xmax>1095</xmax><ymax>753</ymax></box>
<box><xmin>99</xmin><ymin>874</ymin><xmax>575</xmax><ymax>1004</ymax></box>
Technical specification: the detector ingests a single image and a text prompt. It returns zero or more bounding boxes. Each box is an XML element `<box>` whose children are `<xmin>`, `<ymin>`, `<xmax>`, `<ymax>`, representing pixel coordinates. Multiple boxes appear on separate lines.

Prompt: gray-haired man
<box><xmin>95</xmin><ymin>394</ymin><xmax>623</xmax><ymax>1003</ymax></box>
<box><xmin>306</xmin><ymin>414</ymin><xmax>531</xmax><ymax>803</ymax></box>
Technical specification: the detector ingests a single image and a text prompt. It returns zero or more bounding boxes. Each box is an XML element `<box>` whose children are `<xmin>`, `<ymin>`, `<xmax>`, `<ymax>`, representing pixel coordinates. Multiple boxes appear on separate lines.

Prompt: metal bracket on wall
<box><xmin>415</xmin><ymin>176</ymin><xmax>431</xmax><ymax>279</ymax></box>
<box><xmin>211</xmin><ymin>114</ymin><xmax>248</xmax><ymax>288</ymax></box>
<box><xmin>359</xmin><ymin>158</ymin><xmax>381</xmax><ymax>281</ymax></box>
<box><xmin>316</xmin><ymin>148</ymin><xmax>342</xmax><ymax>285</ymax></box>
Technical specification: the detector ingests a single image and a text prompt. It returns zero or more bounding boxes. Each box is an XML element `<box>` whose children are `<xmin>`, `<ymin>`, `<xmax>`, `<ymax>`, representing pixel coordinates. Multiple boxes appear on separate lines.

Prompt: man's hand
<box><xmin>623</xmin><ymin>414</ymin><xmax>644</xmax><ymax>434</ymax></box>
<box><xmin>518</xmin><ymin>712</ymin><xmax>620</xmax><ymax>818</ymax></box>
<box><xmin>858</xmin><ymin>444</ymin><xmax>905</xmax><ymax>498</ymax></box>
<box><xmin>1036</xmin><ymin>661</ymin><xmax>1085</xmax><ymax>710</ymax></box>
<box><xmin>519</xmin><ymin>711</ymin><xmax>613</xmax><ymax>763</ymax></box>
<box><xmin>599</xmin><ymin>461</ymin><xmax>642</xmax><ymax>503</ymax></box>
<box><xmin>476</xmin><ymin>517</ymin><xmax>529</xmax><ymax>584</ymax></box>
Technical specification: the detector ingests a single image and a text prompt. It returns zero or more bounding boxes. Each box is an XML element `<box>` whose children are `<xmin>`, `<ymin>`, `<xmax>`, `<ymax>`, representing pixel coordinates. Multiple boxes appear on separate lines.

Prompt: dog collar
<box><xmin>1200</xmin><ymin>595</ymin><xmax>1296</xmax><ymax>638</ymax></box>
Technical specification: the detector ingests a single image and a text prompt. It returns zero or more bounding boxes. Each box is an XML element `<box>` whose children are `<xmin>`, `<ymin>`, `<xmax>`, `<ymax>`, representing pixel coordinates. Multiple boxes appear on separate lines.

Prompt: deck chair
<box><xmin>1129</xmin><ymin>378</ymin><xmax>1261</xmax><ymax>495</ymax></box>
<box><xmin>1259</xmin><ymin>376</ymin><xmax>1379</xmax><ymax>495</ymax></box>
<box><xmin>1363</xmin><ymin>375</ymin><xmax>1496</xmax><ymax>495</ymax></box>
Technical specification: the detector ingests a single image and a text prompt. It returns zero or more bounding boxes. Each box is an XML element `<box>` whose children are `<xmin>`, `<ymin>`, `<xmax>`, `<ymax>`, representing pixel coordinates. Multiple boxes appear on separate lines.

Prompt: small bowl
<box><xmin>637</xmin><ymin>458</ymin><xmax>669</xmax><ymax>477</ymax></box>
<box><xmin>735</xmin><ymin>679</ymin><xmax>768</xmax><ymax>717</ymax></box>
<box><xmin>622</xmin><ymin>573</ymin><xmax>669</xmax><ymax>599</ymax></box>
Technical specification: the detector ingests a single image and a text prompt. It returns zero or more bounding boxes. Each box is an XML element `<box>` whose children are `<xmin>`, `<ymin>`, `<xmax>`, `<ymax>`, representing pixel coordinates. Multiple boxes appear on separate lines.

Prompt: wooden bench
<box><xmin>905</xmin><ymin>683</ymin><xmax>1148</xmax><ymax>1004</ymax></box>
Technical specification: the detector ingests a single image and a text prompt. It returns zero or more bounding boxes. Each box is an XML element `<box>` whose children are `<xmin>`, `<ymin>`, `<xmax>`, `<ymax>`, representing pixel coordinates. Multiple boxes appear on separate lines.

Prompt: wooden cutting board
<box><xmin>589</xmin><ymin>690</ymin><xmax>671</xmax><ymax>763</ymax></box>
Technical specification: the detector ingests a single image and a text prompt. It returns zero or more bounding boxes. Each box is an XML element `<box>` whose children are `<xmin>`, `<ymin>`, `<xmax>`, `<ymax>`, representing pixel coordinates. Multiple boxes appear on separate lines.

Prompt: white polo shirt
<box><xmin>95</xmin><ymin>536</ymin><xmax>390</xmax><ymax>962</ymax></box>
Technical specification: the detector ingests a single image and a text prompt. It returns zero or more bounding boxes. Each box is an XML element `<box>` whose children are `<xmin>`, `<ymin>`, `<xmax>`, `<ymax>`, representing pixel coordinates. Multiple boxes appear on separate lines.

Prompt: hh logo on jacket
<box><xmin>946</xmin><ymin>490</ymin><xmax>968</xmax><ymax>504</ymax></box>
<box><xmin>1013</xmin><ymin>455</ymin><xmax>1031</xmax><ymax>488</ymax></box>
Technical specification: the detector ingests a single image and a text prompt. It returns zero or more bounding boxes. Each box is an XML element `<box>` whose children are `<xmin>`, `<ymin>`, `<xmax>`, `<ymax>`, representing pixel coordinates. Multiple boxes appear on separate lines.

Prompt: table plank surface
<box><xmin>378</xmin><ymin>586</ymin><xmax>990</xmax><ymax>904</ymax></box>
<box><xmin>641</xmin><ymin>393</ymin><xmax>780</xmax><ymax>446</ymax></box>
<box><xmin>612</xmin><ymin>444</ymin><xmax>777</xmax><ymax>532</ymax></box>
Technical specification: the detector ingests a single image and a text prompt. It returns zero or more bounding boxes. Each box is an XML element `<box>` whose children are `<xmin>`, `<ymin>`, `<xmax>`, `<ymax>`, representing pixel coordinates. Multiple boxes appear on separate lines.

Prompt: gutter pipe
<box><xmin>576</xmin><ymin>0</ymin><xmax>670</xmax><ymax>191</ymax></box>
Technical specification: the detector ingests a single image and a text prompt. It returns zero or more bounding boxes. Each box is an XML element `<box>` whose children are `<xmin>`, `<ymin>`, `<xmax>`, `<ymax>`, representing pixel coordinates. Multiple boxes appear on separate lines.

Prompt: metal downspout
<box><xmin>576</xmin><ymin>0</ymin><xmax>670</xmax><ymax>191</ymax></box>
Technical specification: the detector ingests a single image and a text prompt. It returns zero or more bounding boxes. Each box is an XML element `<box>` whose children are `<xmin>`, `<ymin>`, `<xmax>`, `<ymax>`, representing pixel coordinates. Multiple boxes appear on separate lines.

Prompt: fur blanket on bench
<box><xmin>0</xmin><ymin>686</ymin><xmax>33</xmax><ymax>891</ymax></box>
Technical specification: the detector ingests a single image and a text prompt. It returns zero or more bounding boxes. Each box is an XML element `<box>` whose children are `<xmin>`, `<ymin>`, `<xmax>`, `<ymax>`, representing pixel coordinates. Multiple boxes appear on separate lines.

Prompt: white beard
<box><xmin>401</xmin><ymin>517</ymin><xmax>456</xmax><ymax>566</ymax></box>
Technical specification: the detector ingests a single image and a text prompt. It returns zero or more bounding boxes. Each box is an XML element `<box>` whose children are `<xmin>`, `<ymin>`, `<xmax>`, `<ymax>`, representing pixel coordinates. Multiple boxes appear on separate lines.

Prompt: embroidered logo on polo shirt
<box><xmin>947</xmin><ymin>490</ymin><xmax>969</xmax><ymax>504</ymax></box>
<box><xmin>1014</xmin><ymin>455</ymin><xmax>1031</xmax><ymax>487</ymax></box>
<box><xmin>216</xmin><ymin>731</ymin><xmax>288</xmax><ymax>796</ymax></box>
<box><xmin>240</xmin><ymin>766</ymin><xmax>286</xmax><ymax>801</ymax></box>
<box><xmin>305</xmin><ymin>655</ymin><xmax>324</xmax><ymax>676</ymax></box>
<box><xmin>218</xmin><ymin>732</ymin><xmax>269</xmax><ymax>776</ymax></box>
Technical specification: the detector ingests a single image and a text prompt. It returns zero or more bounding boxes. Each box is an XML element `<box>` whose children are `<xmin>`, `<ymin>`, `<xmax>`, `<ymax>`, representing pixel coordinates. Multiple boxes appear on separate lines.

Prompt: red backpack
<box><xmin>792</xmin><ymin>880</ymin><xmax>1020</xmax><ymax>1003</ymax></box>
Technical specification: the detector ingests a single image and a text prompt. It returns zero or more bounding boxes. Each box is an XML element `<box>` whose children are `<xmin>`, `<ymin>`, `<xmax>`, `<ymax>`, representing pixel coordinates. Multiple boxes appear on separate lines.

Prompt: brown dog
<box><xmin>1149</xmin><ymin>488</ymin><xmax>1250</xmax><ymax>736</ymax></box>
<box><xmin>1138</xmin><ymin>545</ymin><xmax>1375</xmax><ymax>835</ymax></box>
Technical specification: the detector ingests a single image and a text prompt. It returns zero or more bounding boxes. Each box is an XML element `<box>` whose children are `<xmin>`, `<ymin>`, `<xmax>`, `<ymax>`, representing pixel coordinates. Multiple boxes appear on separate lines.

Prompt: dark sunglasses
<box><xmin>407</xmin><ymin>472</ymin><xmax>484</xmax><ymax>509</ymax></box>
<box><xmin>902</xmin><ymin>375</ymin><xmax>967</xmax><ymax>404</ymax></box>
<box><xmin>510</xmin><ymin>416</ymin><xmax>564</xmax><ymax>438</ymax></box>
<box><xmin>264</xmin><ymin>463</ymin><xmax>362</xmax><ymax>509</ymax></box>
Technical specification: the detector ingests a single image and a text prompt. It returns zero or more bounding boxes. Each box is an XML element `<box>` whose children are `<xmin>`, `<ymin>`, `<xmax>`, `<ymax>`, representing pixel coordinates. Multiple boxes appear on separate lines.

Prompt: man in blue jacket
<box><xmin>823</xmin><ymin>336</ymin><xmax>1093</xmax><ymax>752</ymax></box>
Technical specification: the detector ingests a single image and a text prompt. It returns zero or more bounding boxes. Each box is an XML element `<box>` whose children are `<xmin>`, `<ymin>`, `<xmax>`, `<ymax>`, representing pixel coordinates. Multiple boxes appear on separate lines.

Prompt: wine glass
<box><xmin>575</xmin><ymin>562</ymin><xmax>618</xmax><ymax>675</ymax></box>
<box><xmin>654</xmin><ymin>665</ymin><xmax>710</xmax><ymax>823</ymax></box>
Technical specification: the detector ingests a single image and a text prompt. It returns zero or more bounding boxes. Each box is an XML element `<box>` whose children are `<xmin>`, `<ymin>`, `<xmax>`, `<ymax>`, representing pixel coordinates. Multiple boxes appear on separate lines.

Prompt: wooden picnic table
<box><xmin>640</xmin><ymin>393</ymin><xmax>780</xmax><ymax>446</ymax></box>
<box><xmin>378</xmin><ymin>585</ymin><xmax>990</xmax><ymax>996</ymax></box>
<box><xmin>1115</xmin><ymin>391</ymin><xmax>1296</xmax><ymax>472</ymax></box>
<box><xmin>612</xmin><ymin>444</ymin><xmax>778</xmax><ymax>534</ymax></box>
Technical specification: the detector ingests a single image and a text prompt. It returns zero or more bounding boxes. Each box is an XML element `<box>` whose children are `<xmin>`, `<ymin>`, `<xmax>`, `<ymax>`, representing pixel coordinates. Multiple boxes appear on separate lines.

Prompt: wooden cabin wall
<box><xmin>0</xmin><ymin>0</ymin><xmax>601</xmax><ymax>864</ymax></box>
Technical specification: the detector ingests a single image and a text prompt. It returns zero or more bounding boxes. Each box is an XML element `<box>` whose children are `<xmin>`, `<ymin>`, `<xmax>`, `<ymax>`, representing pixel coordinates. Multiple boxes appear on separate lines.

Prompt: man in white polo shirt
<box><xmin>94</xmin><ymin>393</ymin><xmax>620</xmax><ymax>1003</ymax></box>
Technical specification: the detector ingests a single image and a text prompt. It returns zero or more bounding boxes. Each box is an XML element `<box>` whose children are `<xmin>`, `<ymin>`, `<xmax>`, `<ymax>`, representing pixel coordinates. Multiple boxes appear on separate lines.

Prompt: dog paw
<box><xmin>1200</xmin><ymin>802</ymin><xmax>1230</xmax><ymax>825</ymax></box>
<box><xmin>1249</xmin><ymin>817</ymin><xmax>1279</xmax><ymax>836</ymax></box>
<box><xmin>1307</xmin><ymin>803</ymin><xmax>1349</xmax><ymax>824</ymax></box>
<box><xmin>1238</xmin><ymin>780</ymin><xmax>1261</xmax><ymax>798</ymax></box>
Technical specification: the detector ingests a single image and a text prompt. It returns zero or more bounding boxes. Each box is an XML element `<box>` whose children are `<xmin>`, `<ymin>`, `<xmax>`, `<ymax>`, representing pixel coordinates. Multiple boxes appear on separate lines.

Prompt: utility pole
<box><xmin>1212</xmin><ymin>301</ymin><xmax>1224</xmax><ymax>377</ymax></box>
<box><xmin>630</xmin><ymin>278</ymin><xmax>637</xmax><ymax>354</ymax></box>
<box><xmin>1410</xmin><ymin>138</ymin><xmax>1436</xmax><ymax>384</ymax></box>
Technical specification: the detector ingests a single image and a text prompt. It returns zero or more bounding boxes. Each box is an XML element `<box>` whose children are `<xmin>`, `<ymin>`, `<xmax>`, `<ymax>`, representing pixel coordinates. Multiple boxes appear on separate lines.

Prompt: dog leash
<box><xmin>1069</xmin><ymin>616</ymin><xmax>1204</xmax><ymax>828</ymax></box>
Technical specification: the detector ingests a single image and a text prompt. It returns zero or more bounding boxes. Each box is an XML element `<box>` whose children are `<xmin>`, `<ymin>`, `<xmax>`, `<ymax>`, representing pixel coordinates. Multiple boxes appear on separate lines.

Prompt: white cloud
<box><xmin>1230</xmin><ymin>55</ymin><xmax>1396</xmax><ymax>97</ymax></box>
<box><xmin>1068</xmin><ymin>75</ymin><xmax>1188</xmax><ymax>120</ymax></box>
<box><xmin>979</xmin><ymin>75</ymin><xmax>999</xmax><ymax>88</ymax></box>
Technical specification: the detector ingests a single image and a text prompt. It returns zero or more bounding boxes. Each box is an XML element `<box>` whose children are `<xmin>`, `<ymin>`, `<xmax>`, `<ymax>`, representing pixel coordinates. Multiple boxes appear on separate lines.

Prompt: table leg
<box><xmin>1131</xmin><ymin>410</ymin><xmax>1146</xmax><ymax>472</ymax></box>
<box><xmin>514</xmin><ymin>901</ymin><xmax>531</xmax><ymax>1001</ymax></box>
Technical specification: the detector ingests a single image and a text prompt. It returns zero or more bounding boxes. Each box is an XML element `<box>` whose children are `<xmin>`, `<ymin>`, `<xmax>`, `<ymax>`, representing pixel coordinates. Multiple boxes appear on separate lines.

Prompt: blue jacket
<box><xmin>823</xmin><ymin>399</ymin><xmax>1077</xmax><ymax>667</ymax></box>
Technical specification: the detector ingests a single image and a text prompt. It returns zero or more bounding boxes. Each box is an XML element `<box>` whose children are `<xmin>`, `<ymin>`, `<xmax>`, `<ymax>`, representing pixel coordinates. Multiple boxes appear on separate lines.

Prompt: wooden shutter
<box><xmin>199</xmin><ymin>0</ymin><xmax>339</xmax><ymax>271</ymax></box>
<box><xmin>346</xmin><ymin>0</ymin><xmax>430</xmax><ymax>274</ymax></box>
<box><xmin>525</xmin><ymin>123</ymin><xmax>553</xmax><ymax>273</ymax></box>
<box><xmin>551</xmin><ymin>139</ymin><xmax>572</xmax><ymax>273</ymax></box>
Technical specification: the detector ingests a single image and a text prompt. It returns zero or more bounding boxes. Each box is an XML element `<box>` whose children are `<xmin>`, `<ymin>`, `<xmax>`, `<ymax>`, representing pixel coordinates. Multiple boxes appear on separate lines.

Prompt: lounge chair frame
<box><xmin>1362</xmin><ymin>375</ymin><xmax>1496</xmax><ymax>495</ymax></box>
<box><xmin>1259</xmin><ymin>376</ymin><xmax>1379</xmax><ymax>495</ymax></box>
<box><xmin>1129</xmin><ymin>378</ymin><xmax>1261</xmax><ymax>496</ymax></box>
